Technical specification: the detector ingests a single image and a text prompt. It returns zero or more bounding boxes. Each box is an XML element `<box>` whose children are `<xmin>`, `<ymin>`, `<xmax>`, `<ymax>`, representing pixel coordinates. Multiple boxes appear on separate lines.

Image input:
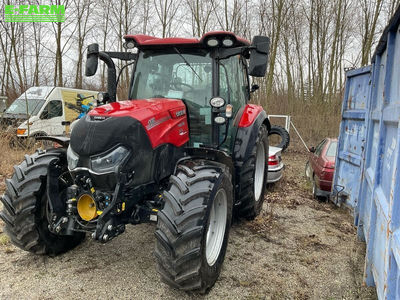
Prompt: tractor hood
<box><xmin>90</xmin><ymin>98</ymin><xmax>185</xmax><ymax>124</ymax></box>
<box><xmin>69</xmin><ymin>98</ymin><xmax>189</xmax><ymax>157</ymax></box>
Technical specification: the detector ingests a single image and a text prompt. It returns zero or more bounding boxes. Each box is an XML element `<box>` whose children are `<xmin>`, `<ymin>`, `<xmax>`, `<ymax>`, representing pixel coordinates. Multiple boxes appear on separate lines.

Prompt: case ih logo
<box><xmin>4</xmin><ymin>4</ymin><xmax>65</xmax><ymax>22</ymax></box>
<box><xmin>175</xmin><ymin>109</ymin><xmax>185</xmax><ymax>117</ymax></box>
<box><xmin>146</xmin><ymin>116</ymin><xmax>171</xmax><ymax>130</ymax></box>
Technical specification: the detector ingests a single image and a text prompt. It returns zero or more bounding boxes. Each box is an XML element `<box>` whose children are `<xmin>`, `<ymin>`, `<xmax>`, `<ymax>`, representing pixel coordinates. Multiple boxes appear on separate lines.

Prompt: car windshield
<box><xmin>130</xmin><ymin>48</ymin><xmax>213</xmax><ymax>147</ymax></box>
<box><xmin>5</xmin><ymin>98</ymin><xmax>45</xmax><ymax>116</ymax></box>
<box><xmin>326</xmin><ymin>141</ymin><xmax>337</xmax><ymax>157</ymax></box>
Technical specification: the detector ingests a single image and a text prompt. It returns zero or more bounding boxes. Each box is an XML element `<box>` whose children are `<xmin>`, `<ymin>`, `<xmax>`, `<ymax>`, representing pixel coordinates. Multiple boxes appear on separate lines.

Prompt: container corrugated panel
<box><xmin>332</xmin><ymin>7</ymin><xmax>400</xmax><ymax>299</ymax></box>
<box><xmin>333</xmin><ymin>66</ymin><xmax>371</xmax><ymax>210</ymax></box>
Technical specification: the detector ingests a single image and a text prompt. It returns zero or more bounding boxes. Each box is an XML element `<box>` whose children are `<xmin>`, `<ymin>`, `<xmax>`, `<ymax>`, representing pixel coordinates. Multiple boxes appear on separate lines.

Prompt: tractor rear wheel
<box><xmin>155</xmin><ymin>160</ymin><xmax>233</xmax><ymax>293</ymax></box>
<box><xmin>236</xmin><ymin>124</ymin><xmax>269</xmax><ymax>220</ymax></box>
<box><xmin>0</xmin><ymin>149</ymin><xmax>85</xmax><ymax>256</ymax></box>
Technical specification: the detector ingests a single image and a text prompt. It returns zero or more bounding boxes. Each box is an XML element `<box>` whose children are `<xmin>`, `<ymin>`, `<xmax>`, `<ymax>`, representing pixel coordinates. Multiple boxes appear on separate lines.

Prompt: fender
<box><xmin>233</xmin><ymin>104</ymin><xmax>271</xmax><ymax>166</ymax></box>
<box><xmin>183</xmin><ymin>147</ymin><xmax>234</xmax><ymax>177</ymax></box>
<box><xmin>238</xmin><ymin>104</ymin><xmax>264</xmax><ymax>128</ymax></box>
<box><xmin>35</xmin><ymin>135</ymin><xmax>70</xmax><ymax>148</ymax></box>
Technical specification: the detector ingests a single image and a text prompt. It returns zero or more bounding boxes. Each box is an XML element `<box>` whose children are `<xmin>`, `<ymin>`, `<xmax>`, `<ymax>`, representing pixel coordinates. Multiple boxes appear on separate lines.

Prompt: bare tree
<box><xmin>153</xmin><ymin>0</ymin><xmax>179</xmax><ymax>37</ymax></box>
<box><xmin>74</xmin><ymin>0</ymin><xmax>95</xmax><ymax>88</ymax></box>
<box><xmin>360</xmin><ymin>0</ymin><xmax>384</xmax><ymax>66</ymax></box>
<box><xmin>51</xmin><ymin>0</ymin><xmax>79</xmax><ymax>86</ymax></box>
<box><xmin>186</xmin><ymin>0</ymin><xmax>214</xmax><ymax>36</ymax></box>
<box><xmin>264</xmin><ymin>0</ymin><xmax>286</xmax><ymax>97</ymax></box>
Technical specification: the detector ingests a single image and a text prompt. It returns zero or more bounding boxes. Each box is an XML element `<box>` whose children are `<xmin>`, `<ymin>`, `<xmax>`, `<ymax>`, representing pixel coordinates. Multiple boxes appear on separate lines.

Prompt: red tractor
<box><xmin>0</xmin><ymin>31</ymin><xmax>270</xmax><ymax>292</ymax></box>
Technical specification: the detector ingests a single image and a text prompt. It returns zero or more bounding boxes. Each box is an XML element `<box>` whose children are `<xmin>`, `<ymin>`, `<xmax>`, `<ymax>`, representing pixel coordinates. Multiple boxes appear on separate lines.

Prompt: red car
<box><xmin>305</xmin><ymin>138</ymin><xmax>337</xmax><ymax>199</ymax></box>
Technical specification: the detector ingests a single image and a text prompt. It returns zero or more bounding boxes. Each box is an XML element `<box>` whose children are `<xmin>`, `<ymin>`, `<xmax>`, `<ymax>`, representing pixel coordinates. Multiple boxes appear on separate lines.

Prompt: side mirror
<box><xmin>248</xmin><ymin>36</ymin><xmax>270</xmax><ymax>77</ymax></box>
<box><xmin>250</xmin><ymin>84</ymin><xmax>259</xmax><ymax>93</ymax></box>
<box><xmin>309</xmin><ymin>147</ymin><xmax>315</xmax><ymax>153</ymax></box>
<box><xmin>85</xmin><ymin>43</ymin><xmax>99</xmax><ymax>76</ymax></box>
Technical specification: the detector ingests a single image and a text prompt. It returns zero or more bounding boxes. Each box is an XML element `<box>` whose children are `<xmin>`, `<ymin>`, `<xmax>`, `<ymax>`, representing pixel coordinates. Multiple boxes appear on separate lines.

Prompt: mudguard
<box><xmin>35</xmin><ymin>135</ymin><xmax>70</xmax><ymax>148</ymax></box>
<box><xmin>233</xmin><ymin>104</ymin><xmax>270</xmax><ymax>167</ymax></box>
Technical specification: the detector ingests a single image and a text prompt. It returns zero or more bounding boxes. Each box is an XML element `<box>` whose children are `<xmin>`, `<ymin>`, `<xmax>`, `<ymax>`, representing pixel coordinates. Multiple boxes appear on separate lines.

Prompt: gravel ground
<box><xmin>0</xmin><ymin>149</ymin><xmax>377</xmax><ymax>299</ymax></box>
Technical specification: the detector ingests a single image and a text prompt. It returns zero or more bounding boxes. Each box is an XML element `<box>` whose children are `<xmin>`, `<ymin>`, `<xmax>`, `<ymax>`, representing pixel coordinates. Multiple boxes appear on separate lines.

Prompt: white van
<box><xmin>2</xmin><ymin>86</ymin><xmax>98</xmax><ymax>137</ymax></box>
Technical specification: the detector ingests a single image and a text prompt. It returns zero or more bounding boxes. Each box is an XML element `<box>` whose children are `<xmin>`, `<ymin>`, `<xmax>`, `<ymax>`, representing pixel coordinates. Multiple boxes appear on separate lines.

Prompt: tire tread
<box><xmin>155</xmin><ymin>160</ymin><xmax>231</xmax><ymax>292</ymax></box>
<box><xmin>0</xmin><ymin>150</ymin><xmax>85</xmax><ymax>256</ymax></box>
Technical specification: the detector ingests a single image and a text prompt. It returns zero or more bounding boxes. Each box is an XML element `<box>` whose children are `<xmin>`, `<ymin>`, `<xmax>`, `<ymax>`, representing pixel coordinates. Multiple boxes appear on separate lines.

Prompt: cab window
<box><xmin>41</xmin><ymin>100</ymin><xmax>63</xmax><ymax>119</ymax></box>
<box><xmin>326</xmin><ymin>141</ymin><xmax>337</xmax><ymax>157</ymax></box>
<box><xmin>219</xmin><ymin>55</ymin><xmax>248</xmax><ymax>151</ymax></box>
<box><xmin>219</xmin><ymin>55</ymin><xmax>247</xmax><ymax>115</ymax></box>
<box><xmin>315</xmin><ymin>139</ymin><xmax>327</xmax><ymax>156</ymax></box>
<box><xmin>130</xmin><ymin>49</ymin><xmax>213</xmax><ymax>147</ymax></box>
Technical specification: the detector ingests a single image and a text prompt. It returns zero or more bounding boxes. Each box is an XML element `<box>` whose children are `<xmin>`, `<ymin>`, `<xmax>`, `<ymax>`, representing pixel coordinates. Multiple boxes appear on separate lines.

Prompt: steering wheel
<box><xmin>171</xmin><ymin>81</ymin><xmax>194</xmax><ymax>92</ymax></box>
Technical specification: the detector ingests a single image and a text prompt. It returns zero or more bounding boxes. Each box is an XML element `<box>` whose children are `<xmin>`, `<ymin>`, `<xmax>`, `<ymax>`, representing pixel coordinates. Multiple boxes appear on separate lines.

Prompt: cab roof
<box><xmin>123</xmin><ymin>31</ymin><xmax>250</xmax><ymax>49</ymax></box>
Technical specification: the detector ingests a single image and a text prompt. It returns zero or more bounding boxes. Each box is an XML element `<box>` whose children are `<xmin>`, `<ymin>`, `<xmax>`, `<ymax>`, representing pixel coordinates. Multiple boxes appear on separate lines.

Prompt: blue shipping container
<box><xmin>333</xmin><ymin>7</ymin><xmax>400</xmax><ymax>299</ymax></box>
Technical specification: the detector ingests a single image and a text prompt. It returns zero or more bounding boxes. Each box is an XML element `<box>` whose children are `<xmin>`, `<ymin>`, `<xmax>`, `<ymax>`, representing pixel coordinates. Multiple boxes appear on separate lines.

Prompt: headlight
<box><xmin>210</xmin><ymin>97</ymin><xmax>225</xmax><ymax>108</ymax></box>
<box><xmin>91</xmin><ymin>146</ymin><xmax>129</xmax><ymax>173</ymax></box>
<box><xmin>67</xmin><ymin>146</ymin><xmax>79</xmax><ymax>170</ymax></box>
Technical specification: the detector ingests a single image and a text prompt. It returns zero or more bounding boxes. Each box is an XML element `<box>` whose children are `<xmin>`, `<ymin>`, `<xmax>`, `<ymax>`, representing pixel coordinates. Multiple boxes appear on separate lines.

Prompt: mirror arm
<box><xmin>98</xmin><ymin>51</ymin><xmax>117</xmax><ymax>103</ymax></box>
<box><xmin>217</xmin><ymin>46</ymin><xmax>249</xmax><ymax>60</ymax></box>
<box><xmin>105</xmin><ymin>51</ymin><xmax>137</xmax><ymax>61</ymax></box>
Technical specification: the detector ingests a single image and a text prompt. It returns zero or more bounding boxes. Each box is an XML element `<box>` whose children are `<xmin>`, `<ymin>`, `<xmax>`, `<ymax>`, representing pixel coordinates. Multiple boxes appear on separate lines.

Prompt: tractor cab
<box><xmin>86</xmin><ymin>31</ymin><xmax>269</xmax><ymax>152</ymax></box>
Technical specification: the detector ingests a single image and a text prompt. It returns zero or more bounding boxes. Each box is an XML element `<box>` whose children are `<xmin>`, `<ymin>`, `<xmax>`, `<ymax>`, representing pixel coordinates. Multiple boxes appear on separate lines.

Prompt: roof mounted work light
<box><xmin>123</xmin><ymin>40</ymin><xmax>136</xmax><ymax>49</ymax></box>
<box><xmin>222</xmin><ymin>38</ymin><xmax>234</xmax><ymax>47</ymax></box>
<box><xmin>206</xmin><ymin>38</ymin><xmax>219</xmax><ymax>47</ymax></box>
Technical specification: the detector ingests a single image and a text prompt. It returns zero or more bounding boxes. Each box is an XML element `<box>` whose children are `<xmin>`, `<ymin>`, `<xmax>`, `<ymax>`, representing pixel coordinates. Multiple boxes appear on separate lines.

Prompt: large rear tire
<box><xmin>155</xmin><ymin>160</ymin><xmax>233</xmax><ymax>293</ymax></box>
<box><xmin>0</xmin><ymin>149</ymin><xmax>85</xmax><ymax>256</ymax></box>
<box><xmin>236</xmin><ymin>124</ymin><xmax>269</xmax><ymax>220</ymax></box>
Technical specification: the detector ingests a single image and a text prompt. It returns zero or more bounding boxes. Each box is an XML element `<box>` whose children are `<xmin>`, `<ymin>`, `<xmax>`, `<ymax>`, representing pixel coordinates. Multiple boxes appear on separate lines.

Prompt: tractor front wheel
<box><xmin>155</xmin><ymin>160</ymin><xmax>233</xmax><ymax>293</ymax></box>
<box><xmin>0</xmin><ymin>149</ymin><xmax>85</xmax><ymax>256</ymax></box>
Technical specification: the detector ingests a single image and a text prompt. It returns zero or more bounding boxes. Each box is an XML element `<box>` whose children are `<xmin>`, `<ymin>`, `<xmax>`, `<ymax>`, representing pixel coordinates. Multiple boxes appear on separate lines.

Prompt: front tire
<box><xmin>155</xmin><ymin>160</ymin><xmax>233</xmax><ymax>292</ymax></box>
<box><xmin>236</xmin><ymin>124</ymin><xmax>269</xmax><ymax>220</ymax></box>
<box><xmin>0</xmin><ymin>149</ymin><xmax>85</xmax><ymax>256</ymax></box>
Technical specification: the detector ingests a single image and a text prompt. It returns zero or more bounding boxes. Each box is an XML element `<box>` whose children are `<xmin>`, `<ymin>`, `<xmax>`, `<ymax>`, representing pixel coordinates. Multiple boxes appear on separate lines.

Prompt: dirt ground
<box><xmin>0</xmin><ymin>148</ymin><xmax>377</xmax><ymax>299</ymax></box>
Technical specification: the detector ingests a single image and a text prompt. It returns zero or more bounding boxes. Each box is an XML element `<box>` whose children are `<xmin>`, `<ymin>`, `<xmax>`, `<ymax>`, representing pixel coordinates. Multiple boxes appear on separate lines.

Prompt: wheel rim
<box><xmin>254</xmin><ymin>142</ymin><xmax>266</xmax><ymax>202</ymax></box>
<box><xmin>306</xmin><ymin>163</ymin><xmax>311</xmax><ymax>179</ymax></box>
<box><xmin>312</xmin><ymin>180</ymin><xmax>316</xmax><ymax>197</ymax></box>
<box><xmin>206</xmin><ymin>188</ymin><xmax>228</xmax><ymax>266</ymax></box>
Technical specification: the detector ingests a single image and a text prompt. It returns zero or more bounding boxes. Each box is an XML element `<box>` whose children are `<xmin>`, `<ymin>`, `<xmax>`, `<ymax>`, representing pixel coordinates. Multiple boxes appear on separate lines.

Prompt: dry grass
<box><xmin>255</xmin><ymin>93</ymin><xmax>343</xmax><ymax>148</ymax></box>
<box><xmin>0</xmin><ymin>132</ymin><xmax>34</xmax><ymax>192</ymax></box>
<box><xmin>0</xmin><ymin>233</ymin><xmax>10</xmax><ymax>245</ymax></box>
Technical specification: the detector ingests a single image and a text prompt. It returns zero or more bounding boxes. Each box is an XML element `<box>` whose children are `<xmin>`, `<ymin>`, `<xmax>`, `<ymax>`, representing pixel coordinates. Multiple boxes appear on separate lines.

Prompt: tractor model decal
<box><xmin>146</xmin><ymin>115</ymin><xmax>171</xmax><ymax>130</ymax></box>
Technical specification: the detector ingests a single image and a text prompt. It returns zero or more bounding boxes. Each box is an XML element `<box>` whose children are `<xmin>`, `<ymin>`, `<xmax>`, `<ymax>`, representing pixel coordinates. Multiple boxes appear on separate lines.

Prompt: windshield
<box><xmin>5</xmin><ymin>98</ymin><xmax>45</xmax><ymax>116</ymax></box>
<box><xmin>326</xmin><ymin>141</ymin><xmax>337</xmax><ymax>157</ymax></box>
<box><xmin>130</xmin><ymin>49</ymin><xmax>213</xmax><ymax>147</ymax></box>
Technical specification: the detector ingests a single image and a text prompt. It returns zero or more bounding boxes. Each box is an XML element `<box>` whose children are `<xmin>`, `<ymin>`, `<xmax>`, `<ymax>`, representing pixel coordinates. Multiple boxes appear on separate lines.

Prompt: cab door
<box><xmin>39</xmin><ymin>100</ymin><xmax>64</xmax><ymax>136</ymax></box>
<box><xmin>219</xmin><ymin>55</ymin><xmax>249</xmax><ymax>151</ymax></box>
